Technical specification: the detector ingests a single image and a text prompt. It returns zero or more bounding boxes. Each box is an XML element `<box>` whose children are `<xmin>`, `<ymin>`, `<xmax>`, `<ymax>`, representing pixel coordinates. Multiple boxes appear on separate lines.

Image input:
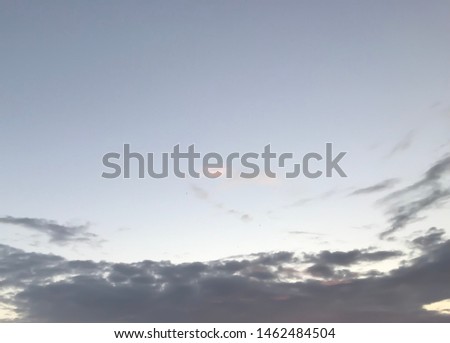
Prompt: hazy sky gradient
<box><xmin>1</xmin><ymin>0</ymin><xmax>449</xmax><ymax>322</ymax></box>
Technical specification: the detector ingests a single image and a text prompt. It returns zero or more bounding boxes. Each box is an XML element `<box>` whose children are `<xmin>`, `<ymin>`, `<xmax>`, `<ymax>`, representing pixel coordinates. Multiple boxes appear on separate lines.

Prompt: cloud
<box><xmin>287</xmin><ymin>190</ymin><xmax>338</xmax><ymax>208</ymax></box>
<box><xmin>240</xmin><ymin>214</ymin><xmax>252</xmax><ymax>222</ymax></box>
<box><xmin>350</xmin><ymin>178</ymin><xmax>399</xmax><ymax>196</ymax></box>
<box><xmin>387</xmin><ymin>130</ymin><xmax>415</xmax><ymax>157</ymax></box>
<box><xmin>302</xmin><ymin>248</ymin><xmax>403</xmax><ymax>280</ymax></box>
<box><xmin>189</xmin><ymin>185</ymin><xmax>253</xmax><ymax>223</ymax></box>
<box><xmin>190</xmin><ymin>185</ymin><xmax>209</xmax><ymax>200</ymax></box>
<box><xmin>306</xmin><ymin>264</ymin><xmax>358</xmax><ymax>280</ymax></box>
<box><xmin>288</xmin><ymin>198</ymin><xmax>312</xmax><ymax>207</ymax></box>
<box><xmin>379</xmin><ymin>155</ymin><xmax>450</xmax><ymax>239</ymax></box>
<box><xmin>411</xmin><ymin>227</ymin><xmax>446</xmax><ymax>250</ymax></box>
<box><xmin>0</xmin><ymin>216</ymin><xmax>99</xmax><ymax>245</ymax></box>
<box><xmin>288</xmin><ymin>231</ymin><xmax>325</xmax><ymax>236</ymax></box>
<box><xmin>2</xmin><ymin>236</ymin><xmax>449</xmax><ymax>322</ymax></box>
<box><xmin>304</xmin><ymin>249</ymin><xmax>403</xmax><ymax>266</ymax></box>
<box><xmin>305</xmin><ymin>264</ymin><xmax>335</xmax><ymax>278</ymax></box>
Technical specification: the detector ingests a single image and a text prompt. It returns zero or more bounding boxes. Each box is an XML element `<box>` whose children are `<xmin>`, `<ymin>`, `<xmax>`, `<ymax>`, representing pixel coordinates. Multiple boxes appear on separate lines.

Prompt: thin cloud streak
<box><xmin>379</xmin><ymin>155</ymin><xmax>450</xmax><ymax>239</ymax></box>
<box><xmin>350</xmin><ymin>178</ymin><xmax>399</xmax><ymax>196</ymax></box>
<box><xmin>0</xmin><ymin>216</ymin><xmax>99</xmax><ymax>245</ymax></box>
<box><xmin>387</xmin><ymin>130</ymin><xmax>415</xmax><ymax>158</ymax></box>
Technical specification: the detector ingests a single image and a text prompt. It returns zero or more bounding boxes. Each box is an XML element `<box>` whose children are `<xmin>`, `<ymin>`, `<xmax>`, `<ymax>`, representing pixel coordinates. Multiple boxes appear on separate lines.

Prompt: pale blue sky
<box><xmin>1</xmin><ymin>1</ymin><xmax>450</xmax><ymax>263</ymax></box>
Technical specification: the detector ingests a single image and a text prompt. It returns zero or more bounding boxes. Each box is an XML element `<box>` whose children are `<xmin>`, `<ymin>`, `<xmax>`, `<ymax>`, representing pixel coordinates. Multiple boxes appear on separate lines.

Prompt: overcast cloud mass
<box><xmin>1</xmin><ymin>228</ymin><xmax>449</xmax><ymax>322</ymax></box>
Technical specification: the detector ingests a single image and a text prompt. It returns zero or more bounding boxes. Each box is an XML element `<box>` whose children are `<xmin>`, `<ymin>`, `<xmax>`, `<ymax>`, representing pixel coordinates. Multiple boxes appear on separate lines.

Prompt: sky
<box><xmin>1</xmin><ymin>1</ymin><xmax>450</xmax><ymax>322</ymax></box>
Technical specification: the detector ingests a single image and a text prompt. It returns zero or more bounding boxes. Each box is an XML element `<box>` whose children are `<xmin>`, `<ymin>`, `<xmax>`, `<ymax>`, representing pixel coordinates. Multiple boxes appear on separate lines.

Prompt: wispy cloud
<box><xmin>379</xmin><ymin>155</ymin><xmax>450</xmax><ymax>239</ymax></box>
<box><xmin>350</xmin><ymin>178</ymin><xmax>399</xmax><ymax>196</ymax></box>
<box><xmin>288</xmin><ymin>231</ymin><xmax>325</xmax><ymax>236</ymax></box>
<box><xmin>189</xmin><ymin>185</ymin><xmax>253</xmax><ymax>223</ymax></box>
<box><xmin>387</xmin><ymin>130</ymin><xmax>415</xmax><ymax>157</ymax></box>
<box><xmin>191</xmin><ymin>185</ymin><xmax>209</xmax><ymax>200</ymax></box>
<box><xmin>0</xmin><ymin>216</ymin><xmax>99</xmax><ymax>245</ymax></box>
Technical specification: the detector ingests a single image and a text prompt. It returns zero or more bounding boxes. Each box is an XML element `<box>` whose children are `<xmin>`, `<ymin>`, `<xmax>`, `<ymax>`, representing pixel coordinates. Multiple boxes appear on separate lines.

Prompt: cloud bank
<box><xmin>1</xmin><ymin>231</ymin><xmax>449</xmax><ymax>322</ymax></box>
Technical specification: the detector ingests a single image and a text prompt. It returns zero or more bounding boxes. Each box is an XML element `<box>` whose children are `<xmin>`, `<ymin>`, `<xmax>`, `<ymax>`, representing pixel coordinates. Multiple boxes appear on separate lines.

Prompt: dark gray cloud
<box><xmin>306</xmin><ymin>264</ymin><xmax>358</xmax><ymax>280</ymax></box>
<box><xmin>0</xmin><ymin>216</ymin><xmax>99</xmax><ymax>245</ymax></box>
<box><xmin>379</xmin><ymin>155</ymin><xmax>450</xmax><ymax>239</ymax></box>
<box><xmin>1</xmin><ymin>238</ymin><xmax>449</xmax><ymax>322</ymax></box>
<box><xmin>350</xmin><ymin>178</ymin><xmax>399</xmax><ymax>196</ymax></box>
<box><xmin>303</xmin><ymin>248</ymin><xmax>403</xmax><ymax>280</ymax></box>
<box><xmin>305</xmin><ymin>264</ymin><xmax>335</xmax><ymax>278</ymax></box>
<box><xmin>304</xmin><ymin>249</ymin><xmax>403</xmax><ymax>266</ymax></box>
<box><xmin>411</xmin><ymin>227</ymin><xmax>446</xmax><ymax>250</ymax></box>
<box><xmin>252</xmin><ymin>251</ymin><xmax>297</xmax><ymax>266</ymax></box>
